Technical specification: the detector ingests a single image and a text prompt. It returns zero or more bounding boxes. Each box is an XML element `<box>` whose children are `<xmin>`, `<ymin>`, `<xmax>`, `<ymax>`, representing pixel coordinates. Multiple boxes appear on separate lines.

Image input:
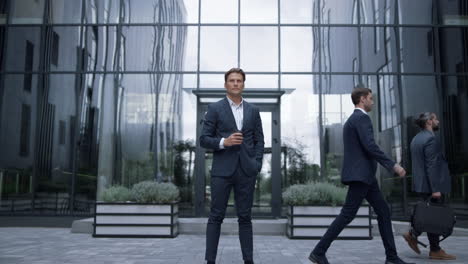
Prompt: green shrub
<box><xmin>282</xmin><ymin>181</ymin><xmax>347</xmax><ymax>206</ymax></box>
<box><xmin>131</xmin><ymin>181</ymin><xmax>180</xmax><ymax>203</ymax></box>
<box><xmin>101</xmin><ymin>186</ymin><xmax>132</xmax><ymax>202</ymax></box>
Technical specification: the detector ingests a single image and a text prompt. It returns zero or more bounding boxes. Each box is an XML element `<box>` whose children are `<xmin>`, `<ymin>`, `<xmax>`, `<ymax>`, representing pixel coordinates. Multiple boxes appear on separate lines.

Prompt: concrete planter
<box><xmin>93</xmin><ymin>202</ymin><xmax>178</xmax><ymax>238</ymax></box>
<box><xmin>286</xmin><ymin>205</ymin><xmax>372</xmax><ymax>239</ymax></box>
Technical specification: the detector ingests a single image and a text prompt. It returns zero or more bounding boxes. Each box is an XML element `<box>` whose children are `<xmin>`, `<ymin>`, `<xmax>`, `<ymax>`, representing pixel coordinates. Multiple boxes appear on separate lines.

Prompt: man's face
<box><xmin>224</xmin><ymin>73</ymin><xmax>244</xmax><ymax>97</ymax></box>
<box><xmin>362</xmin><ymin>93</ymin><xmax>374</xmax><ymax>112</ymax></box>
<box><xmin>430</xmin><ymin>114</ymin><xmax>440</xmax><ymax>131</ymax></box>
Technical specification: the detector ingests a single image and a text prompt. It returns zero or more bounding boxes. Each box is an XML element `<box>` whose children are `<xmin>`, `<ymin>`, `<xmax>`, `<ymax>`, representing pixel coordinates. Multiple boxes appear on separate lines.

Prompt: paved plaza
<box><xmin>0</xmin><ymin>227</ymin><xmax>467</xmax><ymax>264</ymax></box>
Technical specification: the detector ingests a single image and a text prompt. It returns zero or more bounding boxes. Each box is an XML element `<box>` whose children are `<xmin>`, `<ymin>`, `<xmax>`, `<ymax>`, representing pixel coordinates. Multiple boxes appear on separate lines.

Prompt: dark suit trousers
<box><xmin>313</xmin><ymin>181</ymin><xmax>398</xmax><ymax>260</ymax></box>
<box><xmin>410</xmin><ymin>194</ymin><xmax>444</xmax><ymax>252</ymax></box>
<box><xmin>205</xmin><ymin>167</ymin><xmax>256</xmax><ymax>262</ymax></box>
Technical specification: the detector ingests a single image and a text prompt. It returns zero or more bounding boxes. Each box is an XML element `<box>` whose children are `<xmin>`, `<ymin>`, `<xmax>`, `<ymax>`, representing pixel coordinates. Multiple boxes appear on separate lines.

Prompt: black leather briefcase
<box><xmin>411</xmin><ymin>201</ymin><xmax>456</xmax><ymax>246</ymax></box>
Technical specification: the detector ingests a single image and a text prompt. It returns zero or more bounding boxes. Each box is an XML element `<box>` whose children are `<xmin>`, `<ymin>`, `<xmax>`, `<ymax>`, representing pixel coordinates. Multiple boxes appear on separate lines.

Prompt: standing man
<box><xmin>200</xmin><ymin>68</ymin><xmax>264</xmax><ymax>264</ymax></box>
<box><xmin>402</xmin><ymin>112</ymin><xmax>455</xmax><ymax>260</ymax></box>
<box><xmin>308</xmin><ymin>87</ymin><xmax>413</xmax><ymax>264</ymax></box>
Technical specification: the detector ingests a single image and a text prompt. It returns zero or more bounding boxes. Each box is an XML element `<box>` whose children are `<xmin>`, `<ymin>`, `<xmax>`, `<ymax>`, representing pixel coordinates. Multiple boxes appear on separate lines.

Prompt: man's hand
<box><xmin>393</xmin><ymin>164</ymin><xmax>406</xmax><ymax>177</ymax></box>
<box><xmin>432</xmin><ymin>192</ymin><xmax>441</xmax><ymax>199</ymax></box>
<box><xmin>224</xmin><ymin>132</ymin><xmax>243</xmax><ymax>147</ymax></box>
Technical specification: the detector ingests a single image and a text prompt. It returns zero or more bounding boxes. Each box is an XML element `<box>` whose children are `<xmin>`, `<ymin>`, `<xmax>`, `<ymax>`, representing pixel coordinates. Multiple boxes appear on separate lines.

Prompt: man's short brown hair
<box><xmin>224</xmin><ymin>68</ymin><xmax>246</xmax><ymax>82</ymax></box>
<box><xmin>351</xmin><ymin>87</ymin><xmax>372</xmax><ymax>105</ymax></box>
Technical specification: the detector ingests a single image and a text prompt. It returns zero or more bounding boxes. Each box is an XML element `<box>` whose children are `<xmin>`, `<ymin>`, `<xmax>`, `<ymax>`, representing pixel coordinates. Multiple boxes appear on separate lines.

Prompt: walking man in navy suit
<box><xmin>200</xmin><ymin>68</ymin><xmax>264</xmax><ymax>264</ymax></box>
<box><xmin>308</xmin><ymin>87</ymin><xmax>414</xmax><ymax>264</ymax></box>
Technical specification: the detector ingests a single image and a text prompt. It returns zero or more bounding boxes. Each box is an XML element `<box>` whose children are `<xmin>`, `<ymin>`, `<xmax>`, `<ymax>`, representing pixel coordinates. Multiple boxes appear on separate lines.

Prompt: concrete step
<box><xmin>71</xmin><ymin>217</ymin><xmax>468</xmax><ymax>237</ymax></box>
<box><xmin>179</xmin><ymin>218</ymin><xmax>287</xmax><ymax>235</ymax></box>
<box><xmin>70</xmin><ymin>217</ymin><xmax>288</xmax><ymax>235</ymax></box>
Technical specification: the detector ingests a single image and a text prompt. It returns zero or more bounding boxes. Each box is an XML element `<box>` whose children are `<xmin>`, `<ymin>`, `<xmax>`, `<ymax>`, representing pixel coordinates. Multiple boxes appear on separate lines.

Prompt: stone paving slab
<box><xmin>0</xmin><ymin>227</ymin><xmax>467</xmax><ymax>264</ymax></box>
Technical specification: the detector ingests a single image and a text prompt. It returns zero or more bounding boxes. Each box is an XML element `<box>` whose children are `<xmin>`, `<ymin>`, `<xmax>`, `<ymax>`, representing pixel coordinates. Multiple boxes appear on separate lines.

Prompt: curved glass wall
<box><xmin>0</xmin><ymin>0</ymin><xmax>466</xmax><ymax>226</ymax></box>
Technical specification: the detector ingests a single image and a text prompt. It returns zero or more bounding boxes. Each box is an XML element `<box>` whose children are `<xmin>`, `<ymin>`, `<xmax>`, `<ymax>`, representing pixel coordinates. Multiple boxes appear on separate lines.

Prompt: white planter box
<box><xmin>93</xmin><ymin>202</ymin><xmax>178</xmax><ymax>238</ymax></box>
<box><xmin>286</xmin><ymin>205</ymin><xmax>372</xmax><ymax>239</ymax></box>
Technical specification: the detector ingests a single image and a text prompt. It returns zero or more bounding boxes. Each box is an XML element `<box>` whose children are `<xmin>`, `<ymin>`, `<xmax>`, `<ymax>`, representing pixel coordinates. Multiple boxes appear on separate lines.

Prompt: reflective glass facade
<box><xmin>0</xmin><ymin>0</ymin><xmax>467</xmax><ymax>227</ymax></box>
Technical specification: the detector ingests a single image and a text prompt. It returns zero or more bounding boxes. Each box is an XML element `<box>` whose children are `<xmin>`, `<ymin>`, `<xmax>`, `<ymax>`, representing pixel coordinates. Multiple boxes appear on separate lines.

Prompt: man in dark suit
<box><xmin>402</xmin><ymin>112</ymin><xmax>455</xmax><ymax>260</ymax></box>
<box><xmin>308</xmin><ymin>87</ymin><xmax>413</xmax><ymax>264</ymax></box>
<box><xmin>200</xmin><ymin>68</ymin><xmax>264</xmax><ymax>264</ymax></box>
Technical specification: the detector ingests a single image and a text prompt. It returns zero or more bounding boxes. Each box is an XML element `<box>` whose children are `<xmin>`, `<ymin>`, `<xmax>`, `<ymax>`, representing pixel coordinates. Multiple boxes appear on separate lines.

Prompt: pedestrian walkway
<box><xmin>0</xmin><ymin>227</ymin><xmax>467</xmax><ymax>264</ymax></box>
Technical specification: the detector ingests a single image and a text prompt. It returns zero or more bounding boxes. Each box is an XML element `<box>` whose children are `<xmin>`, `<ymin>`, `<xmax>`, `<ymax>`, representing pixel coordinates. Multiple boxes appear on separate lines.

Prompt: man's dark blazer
<box><xmin>341</xmin><ymin>109</ymin><xmax>396</xmax><ymax>185</ymax></box>
<box><xmin>410</xmin><ymin>130</ymin><xmax>451</xmax><ymax>194</ymax></box>
<box><xmin>200</xmin><ymin>97</ymin><xmax>264</xmax><ymax>177</ymax></box>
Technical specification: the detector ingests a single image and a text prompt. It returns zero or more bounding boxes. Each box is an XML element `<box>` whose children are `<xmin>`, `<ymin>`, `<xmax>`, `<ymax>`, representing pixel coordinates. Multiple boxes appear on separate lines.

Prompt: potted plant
<box><xmin>93</xmin><ymin>181</ymin><xmax>180</xmax><ymax>238</ymax></box>
<box><xmin>283</xmin><ymin>182</ymin><xmax>372</xmax><ymax>239</ymax></box>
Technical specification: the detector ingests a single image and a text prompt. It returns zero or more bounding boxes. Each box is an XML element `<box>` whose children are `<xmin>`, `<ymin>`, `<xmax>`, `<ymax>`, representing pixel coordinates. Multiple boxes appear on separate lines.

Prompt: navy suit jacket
<box><xmin>341</xmin><ymin>109</ymin><xmax>396</xmax><ymax>185</ymax></box>
<box><xmin>410</xmin><ymin>130</ymin><xmax>451</xmax><ymax>194</ymax></box>
<box><xmin>200</xmin><ymin>98</ymin><xmax>264</xmax><ymax>177</ymax></box>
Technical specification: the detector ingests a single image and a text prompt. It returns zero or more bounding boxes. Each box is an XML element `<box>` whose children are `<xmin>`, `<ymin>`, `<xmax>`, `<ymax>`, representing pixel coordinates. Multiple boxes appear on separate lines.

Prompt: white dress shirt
<box><xmin>219</xmin><ymin>96</ymin><xmax>243</xmax><ymax>149</ymax></box>
<box><xmin>355</xmin><ymin>107</ymin><xmax>368</xmax><ymax>115</ymax></box>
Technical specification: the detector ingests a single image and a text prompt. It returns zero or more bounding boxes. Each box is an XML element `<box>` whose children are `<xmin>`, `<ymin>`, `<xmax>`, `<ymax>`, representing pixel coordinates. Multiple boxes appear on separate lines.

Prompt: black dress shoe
<box><xmin>244</xmin><ymin>261</ymin><xmax>254</xmax><ymax>264</ymax></box>
<box><xmin>308</xmin><ymin>252</ymin><xmax>329</xmax><ymax>264</ymax></box>
<box><xmin>206</xmin><ymin>261</ymin><xmax>215</xmax><ymax>264</ymax></box>
<box><xmin>385</xmin><ymin>257</ymin><xmax>415</xmax><ymax>264</ymax></box>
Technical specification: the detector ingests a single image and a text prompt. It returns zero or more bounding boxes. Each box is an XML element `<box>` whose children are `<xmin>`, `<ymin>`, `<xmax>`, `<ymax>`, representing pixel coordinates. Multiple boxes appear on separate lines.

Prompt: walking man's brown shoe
<box><xmin>429</xmin><ymin>249</ymin><xmax>456</xmax><ymax>260</ymax></box>
<box><xmin>403</xmin><ymin>232</ymin><xmax>420</xmax><ymax>254</ymax></box>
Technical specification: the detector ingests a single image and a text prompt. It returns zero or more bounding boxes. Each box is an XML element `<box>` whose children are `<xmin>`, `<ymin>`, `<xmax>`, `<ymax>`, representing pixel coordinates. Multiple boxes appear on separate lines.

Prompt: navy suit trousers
<box><xmin>313</xmin><ymin>181</ymin><xmax>398</xmax><ymax>260</ymax></box>
<box><xmin>205</xmin><ymin>167</ymin><xmax>256</xmax><ymax>262</ymax></box>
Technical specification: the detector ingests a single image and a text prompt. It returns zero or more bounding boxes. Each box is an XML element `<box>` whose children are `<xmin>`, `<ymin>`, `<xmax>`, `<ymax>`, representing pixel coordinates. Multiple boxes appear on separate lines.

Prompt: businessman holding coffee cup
<box><xmin>200</xmin><ymin>68</ymin><xmax>264</xmax><ymax>264</ymax></box>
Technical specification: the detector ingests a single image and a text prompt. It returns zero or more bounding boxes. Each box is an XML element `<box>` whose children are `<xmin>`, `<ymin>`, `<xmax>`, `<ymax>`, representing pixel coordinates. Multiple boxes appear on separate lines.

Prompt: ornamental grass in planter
<box><xmin>94</xmin><ymin>181</ymin><xmax>180</xmax><ymax>238</ymax></box>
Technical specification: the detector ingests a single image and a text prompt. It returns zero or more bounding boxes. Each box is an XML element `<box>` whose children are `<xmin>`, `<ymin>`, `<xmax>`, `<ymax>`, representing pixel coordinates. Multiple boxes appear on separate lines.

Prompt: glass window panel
<box><xmin>114</xmin><ymin>74</ymin><xmax>156</xmax><ymax>183</ymax></box>
<box><xmin>320</xmin><ymin>78</ymin><xmax>355</xmax><ymax>184</ymax></box>
<box><xmin>92</xmin><ymin>26</ymin><xmax>118</xmax><ymax>72</ymax></box>
<box><xmin>44</xmin><ymin>74</ymin><xmax>80</xmax><ymax>208</ymax></box>
<box><xmin>280</xmin><ymin>0</ymin><xmax>313</xmax><ymax>24</ymax></box>
<box><xmin>183</xmin><ymin>26</ymin><xmax>198</xmax><ymax>71</ymax></box>
<box><xmin>321</xmin><ymin>74</ymin><xmax>358</xmax><ymax>96</ymax></box>
<box><xmin>100</xmin><ymin>0</ymin><xmax>120</xmax><ymax>24</ymax></box>
<box><xmin>1</xmin><ymin>74</ymin><xmax>37</xmax><ymax>164</ymax></box>
<box><xmin>124</xmin><ymin>0</ymin><xmax>187</xmax><ymax>23</ymax></box>
<box><xmin>378</xmin><ymin>74</ymin><xmax>399</xmax><ymax>131</ymax></box>
<box><xmin>321</xmin><ymin>0</ymin><xmax>356</xmax><ymax>24</ymax></box>
<box><xmin>201</xmin><ymin>0</ymin><xmax>238</xmax><ymax>23</ymax></box>
<box><xmin>0</xmin><ymin>2</ymin><xmax>7</xmax><ymax>24</ymax></box>
<box><xmin>399</xmin><ymin>28</ymin><xmax>436</xmax><ymax>73</ymax></box>
<box><xmin>240</xmin><ymin>27</ymin><xmax>278</xmax><ymax>72</ymax></box>
<box><xmin>178</xmin><ymin>76</ymin><xmax>198</xmax><ymax>216</ymax></box>
<box><xmin>361</xmin><ymin>27</ymin><xmax>397</xmax><ymax>72</ymax></box>
<box><xmin>401</xmin><ymin>76</ymin><xmax>439</xmax><ymax>121</ymax></box>
<box><xmin>182</xmin><ymin>0</ymin><xmax>199</xmax><ymax>23</ymax></box>
<box><xmin>280</xmin><ymin>75</ymin><xmax>321</xmax><ymax>185</ymax></box>
<box><xmin>438</xmin><ymin>76</ymin><xmax>468</xmax><ymax>203</ymax></box>
<box><xmin>281</xmin><ymin>27</ymin><xmax>313</xmax><ymax>72</ymax></box>
<box><xmin>9</xmin><ymin>0</ymin><xmax>45</xmax><ymax>24</ymax></box>
<box><xmin>439</xmin><ymin>28</ymin><xmax>466</xmax><ymax>74</ymax></box>
<box><xmin>200</xmin><ymin>26</ymin><xmax>237</xmax><ymax>71</ymax></box>
<box><xmin>361</xmin><ymin>0</ymin><xmax>396</xmax><ymax>24</ymax></box>
<box><xmin>5</xmin><ymin>27</ymin><xmax>41</xmax><ymax>71</ymax></box>
<box><xmin>48</xmin><ymin>27</ymin><xmax>82</xmax><ymax>71</ymax></box>
<box><xmin>200</xmin><ymin>74</ymin><xmax>225</xmax><ymax>89</ymax></box>
<box><xmin>182</xmin><ymin>74</ymin><xmax>197</xmax><ymax>89</ymax></box>
<box><xmin>121</xmin><ymin>26</ymin><xmax>188</xmax><ymax>71</ymax></box>
<box><xmin>397</xmin><ymin>0</ymin><xmax>433</xmax><ymax>25</ymax></box>
<box><xmin>50</xmin><ymin>0</ymin><xmax>82</xmax><ymax>23</ymax></box>
<box><xmin>320</xmin><ymin>27</ymin><xmax>359</xmax><ymax>72</ymax></box>
<box><xmin>84</xmin><ymin>0</ymin><xmax>120</xmax><ymax>24</ymax></box>
<box><xmin>245</xmin><ymin>74</ymin><xmax>278</xmax><ymax>89</ymax></box>
<box><xmin>84</xmin><ymin>0</ymin><xmax>98</xmax><ymax>24</ymax></box>
<box><xmin>241</xmin><ymin>0</ymin><xmax>277</xmax><ymax>24</ymax></box>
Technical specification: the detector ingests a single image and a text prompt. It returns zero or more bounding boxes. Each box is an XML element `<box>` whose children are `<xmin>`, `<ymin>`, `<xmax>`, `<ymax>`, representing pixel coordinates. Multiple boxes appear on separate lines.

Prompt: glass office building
<box><xmin>0</xmin><ymin>0</ymin><xmax>467</xmax><ymax>227</ymax></box>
